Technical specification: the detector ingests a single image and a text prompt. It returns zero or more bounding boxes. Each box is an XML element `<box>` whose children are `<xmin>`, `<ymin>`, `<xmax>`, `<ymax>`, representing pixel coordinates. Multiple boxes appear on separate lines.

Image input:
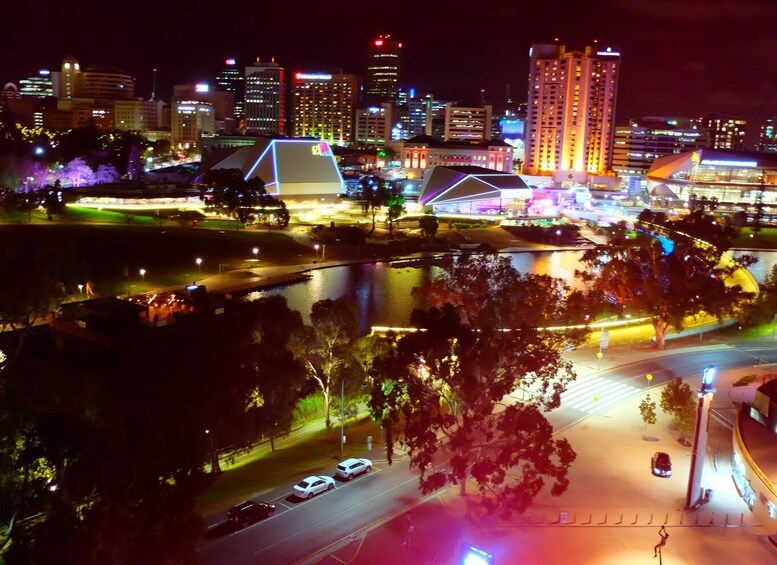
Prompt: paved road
<box><xmin>197</xmin><ymin>342</ymin><xmax>777</xmax><ymax>564</ymax></box>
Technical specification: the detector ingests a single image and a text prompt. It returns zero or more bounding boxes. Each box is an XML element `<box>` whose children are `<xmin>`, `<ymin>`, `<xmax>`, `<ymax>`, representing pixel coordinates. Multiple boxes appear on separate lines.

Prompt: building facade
<box><xmin>171</xmin><ymin>101</ymin><xmax>215</xmax><ymax>149</ymax></box>
<box><xmin>19</xmin><ymin>70</ymin><xmax>56</xmax><ymax>98</ymax></box>
<box><xmin>365</xmin><ymin>36</ymin><xmax>401</xmax><ymax>104</ymax></box>
<box><xmin>291</xmin><ymin>72</ymin><xmax>358</xmax><ymax>145</ymax></box>
<box><xmin>759</xmin><ymin>118</ymin><xmax>776</xmax><ymax>153</ymax></box>
<box><xmin>444</xmin><ymin>103</ymin><xmax>493</xmax><ymax>142</ymax></box>
<box><xmin>355</xmin><ymin>103</ymin><xmax>393</xmax><ymax>148</ymax></box>
<box><xmin>216</xmin><ymin>58</ymin><xmax>244</xmax><ymax>119</ymax></box>
<box><xmin>114</xmin><ymin>99</ymin><xmax>167</xmax><ymax>132</ymax></box>
<box><xmin>523</xmin><ymin>44</ymin><xmax>620</xmax><ymax>180</ymax></box>
<box><xmin>78</xmin><ymin>67</ymin><xmax>134</xmax><ymax>99</ymax></box>
<box><xmin>244</xmin><ymin>58</ymin><xmax>285</xmax><ymax>136</ymax></box>
<box><xmin>612</xmin><ymin>121</ymin><xmax>706</xmax><ymax>177</ymax></box>
<box><xmin>399</xmin><ymin>135</ymin><xmax>513</xmax><ymax>179</ymax></box>
<box><xmin>701</xmin><ymin>113</ymin><xmax>746</xmax><ymax>150</ymax></box>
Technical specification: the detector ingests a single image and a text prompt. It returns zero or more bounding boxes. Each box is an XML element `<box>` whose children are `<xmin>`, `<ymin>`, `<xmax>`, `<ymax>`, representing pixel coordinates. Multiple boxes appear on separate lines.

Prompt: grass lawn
<box><xmin>196</xmin><ymin>417</ymin><xmax>383</xmax><ymax>512</ymax></box>
<box><xmin>731</xmin><ymin>227</ymin><xmax>777</xmax><ymax>249</ymax></box>
<box><xmin>0</xmin><ymin>223</ymin><xmax>310</xmax><ymax>296</ymax></box>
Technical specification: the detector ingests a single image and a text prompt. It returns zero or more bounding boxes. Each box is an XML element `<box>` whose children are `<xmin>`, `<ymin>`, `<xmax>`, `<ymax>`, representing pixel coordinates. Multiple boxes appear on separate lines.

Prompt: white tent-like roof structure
<box><xmin>418</xmin><ymin>166</ymin><xmax>532</xmax><ymax>206</ymax></box>
<box><xmin>200</xmin><ymin>137</ymin><xmax>344</xmax><ymax>203</ymax></box>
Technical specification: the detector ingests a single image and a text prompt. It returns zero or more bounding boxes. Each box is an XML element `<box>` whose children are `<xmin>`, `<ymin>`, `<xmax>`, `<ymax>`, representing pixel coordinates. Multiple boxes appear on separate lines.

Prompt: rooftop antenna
<box><xmin>151</xmin><ymin>68</ymin><xmax>157</xmax><ymax>100</ymax></box>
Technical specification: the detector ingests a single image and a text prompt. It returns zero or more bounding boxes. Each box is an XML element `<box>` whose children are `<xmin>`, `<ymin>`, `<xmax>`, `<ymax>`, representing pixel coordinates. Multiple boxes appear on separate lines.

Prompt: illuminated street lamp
<box><xmin>314</xmin><ymin>243</ymin><xmax>320</xmax><ymax>258</ymax></box>
<box><xmin>139</xmin><ymin>268</ymin><xmax>146</xmax><ymax>281</ymax></box>
<box><xmin>78</xmin><ymin>284</ymin><xmax>84</xmax><ymax>295</ymax></box>
<box><xmin>196</xmin><ymin>257</ymin><xmax>202</xmax><ymax>272</ymax></box>
<box><xmin>686</xmin><ymin>365</ymin><xmax>716</xmax><ymax>508</ymax></box>
<box><xmin>555</xmin><ymin>229</ymin><xmax>562</xmax><ymax>245</ymax></box>
<box><xmin>252</xmin><ymin>247</ymin><xmax>259</xmax><ymax>260</ymax></box>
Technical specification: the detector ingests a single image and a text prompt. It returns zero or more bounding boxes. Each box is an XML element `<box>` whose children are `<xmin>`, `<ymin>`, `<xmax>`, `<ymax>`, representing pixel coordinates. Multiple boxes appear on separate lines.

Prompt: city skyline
<box><xmin>4</xmin><ymin>0</ymin><xmax>776</xmax><ymax>136</ymax></box>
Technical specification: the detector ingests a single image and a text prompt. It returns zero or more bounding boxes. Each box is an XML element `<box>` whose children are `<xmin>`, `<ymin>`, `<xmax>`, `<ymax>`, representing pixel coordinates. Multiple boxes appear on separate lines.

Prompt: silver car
<box><xmin>335</xmin><ymin>458</ymin><xmax>372</xmax><ymax>480</ymax></box>
<box><xmin>293</xmin><ymin>475</ymin><xmax>335</xmax><ymax>499</ymax></box>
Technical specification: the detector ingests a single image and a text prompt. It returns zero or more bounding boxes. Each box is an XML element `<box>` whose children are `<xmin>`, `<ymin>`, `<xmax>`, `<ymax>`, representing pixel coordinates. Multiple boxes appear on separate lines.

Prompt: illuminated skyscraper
<box><xmin>523</xmin><ymin>44</ymin><xmax>620</xmax><ymax>179</ymax></box>
<box><xmin>244</xmin><ymin>58</ymin><xmax>285</xmax><ymax>135</ymax></box>
<box><xmin>19</xmin><ymin>70</ymin><xmax>55</xmax><ymax>98</ymax></box>
<box><xmin>700</xmin><ymin>112</ymin><xmax>746</xmax><ymax>150</ymax></box>
<box><xmin>216</xmin><ymin>58</ymin><xmax>244</xmax><ymax>119</ymax></box>
<box><xmin>365</xmin><ymin>36</ymin><xmax>401</xmax><ymax>104</ymax></box>
<box><xmin>291</xmin><ymin>72</ymin><xmax>358</xmax><ymax>145</ymax></box>
<box><xmin>60</xmin><ymin>56</ymin><xmax>81</xmax><ymax>100</ymax></box>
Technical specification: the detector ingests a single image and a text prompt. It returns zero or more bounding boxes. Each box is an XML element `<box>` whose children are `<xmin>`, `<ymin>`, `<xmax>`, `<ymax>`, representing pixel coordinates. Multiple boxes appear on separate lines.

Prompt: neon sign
<box><xmin>700</xmin><ymin>159</ymin><xmax>757</xmax><ymax>168</ymax></box>
<box><xmin>296</xmin><ymin>73</ymin><xmax>332</xmax><ymax>80</ymax></box>
<box><xmin>311</xmin><ymin>142</ymin><xmax>333</xmax><ymax>156</ymax></box>
<box><xmin>225</xmin><ymin>58</ymin><xmax>236</xmax><ymax>65</ymax></box>
<box><xmin>195</xmin><ymin>83</ymin><xmax>209</xmax><ymax>93</ymax></box>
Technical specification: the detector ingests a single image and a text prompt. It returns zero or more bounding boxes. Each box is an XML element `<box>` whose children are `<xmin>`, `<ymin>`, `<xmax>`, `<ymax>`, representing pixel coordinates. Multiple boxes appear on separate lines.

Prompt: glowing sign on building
<box><xmin>596</xmin><ymin>47</ymin><xmax>621</xmax><ymax>56</ymax></box>
<box><xmin>296</xmin><ymin>73</ymin><xmax>332</xmax><ymax>81</ymax></box>
<box><xmin>225</xmin><ymin>58</ymin><xmax>236</xmax><ymax>65</ymax></box>
<box><xmin>311</xmin><ymin>142</ymin><xmax>333</xmax><ymax>156</ymax></box>
<box><xmin>195</xmin><ymin>83</ymin><xmax>209</xmax><ymax>93</ymax></box>
<box><xmin>701</xmin><ymin>159</ymin><xmax>758</xmax><ymax>168</ymax></box>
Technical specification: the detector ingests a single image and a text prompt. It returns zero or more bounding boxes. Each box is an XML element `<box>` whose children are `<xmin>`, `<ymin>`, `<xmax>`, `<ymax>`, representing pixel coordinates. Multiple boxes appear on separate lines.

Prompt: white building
<box><xmin>444</xmin><ymin>104</ymin><xmax>492</xmax><ymax>142</ymax></box>
<box><xmin>244</xmin><ymin>58</ymin><xmax>286</xmax><ymax>135</ymax></box>
<box><xmin>355</xmin><ymin>103</ymin><xmax>393</xmax><ymax>148</ymax></box>
<box><xmin>398</xmin><ymin>135</ymin><xmax>513</xmax><ymax>179</ymax></box>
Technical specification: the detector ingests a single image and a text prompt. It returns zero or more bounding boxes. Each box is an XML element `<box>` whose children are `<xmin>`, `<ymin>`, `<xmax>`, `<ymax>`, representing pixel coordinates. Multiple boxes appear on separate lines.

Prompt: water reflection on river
<box><xmin>245</xmin><ymin>250</ymin><xmax>777</xmax><ymax>329</ymax></box>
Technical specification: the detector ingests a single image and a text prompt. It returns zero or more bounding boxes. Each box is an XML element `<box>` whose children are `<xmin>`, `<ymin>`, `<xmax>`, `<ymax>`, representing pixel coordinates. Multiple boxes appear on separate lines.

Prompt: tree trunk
<box><xmin>370</xmin><ymin>208</ymin><xmax>376</xmax><ymax>235</ymax></box>
<box><xmin>269</xmin><ymin>429</ymin><xmax>276</xmax><ymax>452</ymax></box>
<box><xmin>654</xmin><ymin>321</ymin><xmax>669</xmax><ymax>350</ymax></box>
<box><xmin>323</xmin><ymin>389</ymin><xmax>331</xmax><ymax>429</ymax></box>
<box><xmin>210</xmin><ymin>434</ymin><xmax>221</xmax><ymax>474</ymax></box>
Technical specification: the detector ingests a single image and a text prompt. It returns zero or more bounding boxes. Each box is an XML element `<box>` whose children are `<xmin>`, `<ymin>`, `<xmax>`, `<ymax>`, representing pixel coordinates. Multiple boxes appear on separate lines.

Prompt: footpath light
<box><xmin>78</xmin><ymin>284</ymin><xmax>84</xmax><ymax>295</ymax></box>
<box><xmin>139</xmin><ymin>268</ymin><xmax>146</xmax><ymax>281</ymax></box>
<box><xmin>314</xmin><ymin>243</ymin><xmax>320</xmax><ymax>258</ymax></box>
<box><xmin>252</xmin><ymin>247</ymin><xmax>259</xmax><ymax>260</ymax></box>
<box><xmin>646</xmin><ymin>373</ymin><xmax>653</xmax><ymax>383</ymax></box>
<box><xmin>686</xmin><ymin>364</ymin><xmax>717</xmax><ymax>508</ymax></box>
<box><xmin>196</xmin><ymin>257</ymin><xmax>202</xmax><ymax>272</ymax></box>
<box><xmin>461</xmin><ymin>544</ymin><xmax>494</xmax><ymax>565</ymax></box>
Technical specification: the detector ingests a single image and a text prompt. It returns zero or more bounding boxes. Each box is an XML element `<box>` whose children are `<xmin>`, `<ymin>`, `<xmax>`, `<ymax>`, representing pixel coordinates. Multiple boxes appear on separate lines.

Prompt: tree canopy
<box><xmin>369</xmin><ymin>254</ymin><xmax>581</xmax><ymax>516</ymax></box>
<box><xmin>578</xmin><ymin>218</ymin><xmax>755</xmax><ymax>349</ymax></box>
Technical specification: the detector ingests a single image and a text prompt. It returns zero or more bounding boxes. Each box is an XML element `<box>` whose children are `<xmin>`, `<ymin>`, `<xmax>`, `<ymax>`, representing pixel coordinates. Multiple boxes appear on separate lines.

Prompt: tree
<box><xmin>369</xmin><ymin>254</ymin><xmax>583</xmax><ymax>517</ymax></box>
<box><xmin>199</xmin><ymin>168</ymin><xmax>267</xmax><ymax>225</ymax></box>
<box><xmin>386</xmin><ymin>189</ymin><xmax>406</xmax><ymax>237</ymax></box>
<box><xmin>659</xmin><ymin>377</ymin><xmax>695</xmax><ymax>440</ymax></box>
<box><xmin>291</xmin><ymin>298</ymin><xmax>360</xmax><ymax>429</ymax></box>
<box><xmin>61</xmin><ymin>157</ymin><xmax>95</xmax><ymax>188</ymax></box>
<box><xmin>357</xmin><ymin>175</ymin><xmax>386</xmax><ymax>235</ymax></box>
<box><xmin>94</xmin><ymin>163</ymin><xmax>120</xmax><ymax>185</ymax></box>
<box><xmin>578</xmin><ymin>219</ymin><xmax>755</xmax><ymax>350</ymax></box>
<box><xmin>243</xmin><ymin>296</ymin><xmax>305</xmax><ymax>451</ymax></box>
<box><xmin>418</xmin><ymin>214</ymin><xmax>439</xmax><ymax>239</ymax></box>
<box><xmin>639</xmin><ymin>393</ymin><xmax>657</xmax><ymax>437</ymax></box>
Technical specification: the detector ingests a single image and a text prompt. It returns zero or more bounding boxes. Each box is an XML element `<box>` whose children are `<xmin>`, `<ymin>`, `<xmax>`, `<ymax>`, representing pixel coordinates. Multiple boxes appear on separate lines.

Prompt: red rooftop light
<box><xmin>375</xmin><ymin>40</ymin><xmax>383</xmax><ymax>46</ymax></box>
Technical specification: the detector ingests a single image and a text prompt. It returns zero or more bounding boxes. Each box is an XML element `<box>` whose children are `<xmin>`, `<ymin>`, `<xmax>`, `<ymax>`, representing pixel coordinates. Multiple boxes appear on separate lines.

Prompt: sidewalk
<box><xmin>308</xmin><ymin>361</ymin><xmax>776</xmax><ymax>564</ymax></box>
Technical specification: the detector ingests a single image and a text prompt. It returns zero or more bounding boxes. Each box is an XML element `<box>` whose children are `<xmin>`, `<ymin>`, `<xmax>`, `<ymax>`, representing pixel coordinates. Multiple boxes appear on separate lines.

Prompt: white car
<box><xmin>335</xmin><ymin>458</ymin><xmax>372</xmax><ymax>480</ymax></box>
<box><xmin>293</xmin><ymin>475</ymin><xmax>335</xmax><ymax>499</ymax></box>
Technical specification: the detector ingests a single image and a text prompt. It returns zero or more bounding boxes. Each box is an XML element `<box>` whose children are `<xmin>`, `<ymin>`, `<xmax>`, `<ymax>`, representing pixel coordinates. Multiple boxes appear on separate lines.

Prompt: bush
<box><xmin>733</xmin><ymin>375</ymin><xmax>757</xmax><ymax>387</ymax></box>
<box><xmin>293</xmin><ymin>394</ymin><xmax>326</xmax><ymax>421</ymax></box>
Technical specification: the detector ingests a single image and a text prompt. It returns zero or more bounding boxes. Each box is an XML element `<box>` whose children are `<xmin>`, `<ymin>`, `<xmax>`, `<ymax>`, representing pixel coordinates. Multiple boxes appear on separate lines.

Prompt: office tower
<box><xmin>700</xmin><ymin>113</ymin><xmax>747</xmax><ymax>150</ymax></box>
<box><xmin>444</xmin><ymin>103</ymin><xmax>493</xmax><ymax>142</ymax></box>
<box><xmin>523</xmin><ymin>44</ymin><xmax>621</xmax><ymax>177</ymax></box>
<box><xmin>60</xmin><ymin>56</ymin><xmax>81</xmax><ymax>100</ymax></box>
<box><xmin>365</xmin><ymin>36</ymin><xmax>401</xmax><ymax>104</ymax></box>
<box><xmin>173</xmin><ymin>83</ymin><xmax>235</xmax><ymax>125</ymax></box>
<box><xmin>404</xmin><ymin>92</ymin><xmax>433</xmax><ymax>137</ymax></box>
<box><xmin>291</xmin><ymin>72</ymin><xmax>359</xmax><ymax>145</ymax></box>
<box><xmin>758</xmin><ymin>118</ymin><xmax>777</xmax><ymax>153</ymax></box>
<box><xmin>114</xmin><ymin>99</ymin><xmax>166</xmax><ymax>131</ymax></box>
<box><xmin>19</xmin><ymin>70</ymin><xmax>55</xmax><ymax>98</ymax></box>
<box><xmin>171</xmin><ymin>100</ymin><xmax>215</xmax><ymax>148</ymax></box>
<box><xmin>244</xmin><ymin>58</ymin><xmax>285</xmax><ymax>135</ymax></box>
<box><xmin>356</xmin><ymin>103</ymin><xmax>393</xmax><ymax>147</ymax></box>
<box><xmin>216</xmin><ymin>58</ymin><xmax>244</xmax><ymax>119</ymax></box>
<box><xmin>612</xmin><ymin>119</ymin><xmax>705</xmax><ymax>177</ymax></box>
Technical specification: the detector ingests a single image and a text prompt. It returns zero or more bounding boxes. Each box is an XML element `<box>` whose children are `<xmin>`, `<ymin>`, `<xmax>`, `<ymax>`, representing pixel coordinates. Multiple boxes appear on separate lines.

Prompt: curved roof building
<box><xmin>200</xmin><ymin>137</ymin><xmax>344</xmax><ymax>204</ymax></box>
<box><xmin>646</xmin><ymin>148</ymin><xmax>777</xmax><ymax>205</ymax></box>
<box><xmin>732</xmin><ymin>378</ymin><xmax>777</xmax><ymax>537</ymax></box>
<box><xmin>418</xmin><ymin>165</ymin><xmax>532</xmax><ymax>213</ymax></box>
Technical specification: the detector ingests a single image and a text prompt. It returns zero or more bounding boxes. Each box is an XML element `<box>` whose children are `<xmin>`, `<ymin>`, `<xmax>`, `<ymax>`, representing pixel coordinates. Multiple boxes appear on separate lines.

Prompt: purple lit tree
<box><xmin>94</xmin><ymin>163</ymin><xmax>120</xmax><ymax>185</ymax></box>
<box><xmin>61</xmin><ymin>158</ymin><xmax>95</xmax><ymax>188</ymax></box>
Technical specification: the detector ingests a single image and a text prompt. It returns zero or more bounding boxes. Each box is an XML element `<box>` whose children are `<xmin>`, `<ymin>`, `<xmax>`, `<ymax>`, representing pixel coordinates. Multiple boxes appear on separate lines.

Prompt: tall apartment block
<box><xmin>244</xmin><ymin>58</ymin><xmax>285</xmax><ymax>135</ymax></box>
<box><xmin>291</xmin><ymin>72</ymin><xmax>358</xmax><ymax>145</ymax></box>
<box><xmin>365</xmin><ymin>36</ymin><xmax>401</xmax><ymax>104</ymax></box>
<box><xmin>523</xmin><ymin>44</ymin><xmax>620</xmax><ymax>179</ymax></box>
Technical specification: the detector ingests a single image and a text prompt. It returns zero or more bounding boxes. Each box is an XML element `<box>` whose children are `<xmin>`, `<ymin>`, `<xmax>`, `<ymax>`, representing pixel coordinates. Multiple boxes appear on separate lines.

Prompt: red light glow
<box><xmin>375</xmin><ymin>40</ymin><xmax>383</xmax><ymax>46</ymax></box>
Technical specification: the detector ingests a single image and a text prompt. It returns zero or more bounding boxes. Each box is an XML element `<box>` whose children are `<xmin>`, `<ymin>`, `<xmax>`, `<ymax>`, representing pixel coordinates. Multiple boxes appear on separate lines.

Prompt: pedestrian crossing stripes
<box><xmin>560</xmin><ymin>377</ymin><xmax>639</xmax><ymax>414</ymax></box>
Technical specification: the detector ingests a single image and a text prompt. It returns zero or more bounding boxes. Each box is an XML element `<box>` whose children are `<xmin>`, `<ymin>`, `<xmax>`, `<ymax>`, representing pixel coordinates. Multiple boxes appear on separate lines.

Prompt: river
<box><xmin>245</xmin><ymin>250</ymin><xmax>777</xmax><ymax>329</ymax></box>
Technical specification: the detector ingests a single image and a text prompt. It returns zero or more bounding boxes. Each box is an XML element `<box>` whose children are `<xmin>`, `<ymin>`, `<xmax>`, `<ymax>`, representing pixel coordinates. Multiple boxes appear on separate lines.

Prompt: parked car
<box><xmin>227</xmin><ymin>500</ymin><xmax>275</xmax><ymax>528</ymax></box>
<box><xmin>336</xmin><ymin>458</ymin><xmax>372</xmax><ymax>480</ymax></box>
<box><xmin>651</xmin><ymin>452</ymin><xmax>672</xmax><ymax>477</ymax></box>
<box><xmin>293</xmin><ymin>475</ymin><xmax>335</xmax><ymax>499</ymax></box>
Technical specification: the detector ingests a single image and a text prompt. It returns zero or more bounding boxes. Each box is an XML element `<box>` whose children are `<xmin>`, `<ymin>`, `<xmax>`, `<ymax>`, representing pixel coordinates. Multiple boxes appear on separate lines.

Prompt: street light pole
<box><xmin>340</xmin><ymin>377</ymin><xmax>345</xmax><ymax>460</ymax></box>
<box><xmin>686</xmin><ymin>365</ymin><xmax>716</xmax><ymax>508</ymax></box>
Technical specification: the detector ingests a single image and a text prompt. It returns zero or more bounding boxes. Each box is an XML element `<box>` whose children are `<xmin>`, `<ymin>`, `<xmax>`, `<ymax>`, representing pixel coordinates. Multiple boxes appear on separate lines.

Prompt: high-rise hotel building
<box><xmin>523</xmin><ymin>44</ymin><xmax>620</xmax><ymax>179</ymax></box>
<box><xmin>216</xmin><ymin>58</ymin><xmax>244</xmax><ymax>119</ymax></box>
<box><xmin>244</xmin><ymin>58</ymin><xmax>285</xmax><ymax>135</ymax></box>
<box><xmin>365</xmin><ymin>36</ymin><xmax>401</xmax><ymax>104</ymax></box>
<box><xmin>291</xmin><ymin>72</ymin><xmax>358</xmax><ymax>145</ymax></box>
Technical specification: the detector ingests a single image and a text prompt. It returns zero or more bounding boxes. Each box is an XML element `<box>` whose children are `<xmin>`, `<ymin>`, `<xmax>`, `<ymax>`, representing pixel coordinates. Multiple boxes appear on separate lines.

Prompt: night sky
<box><xmin>3</xmin><ymin>0</ymin><xmax>776</xmax><ymax>136</ymax></box>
